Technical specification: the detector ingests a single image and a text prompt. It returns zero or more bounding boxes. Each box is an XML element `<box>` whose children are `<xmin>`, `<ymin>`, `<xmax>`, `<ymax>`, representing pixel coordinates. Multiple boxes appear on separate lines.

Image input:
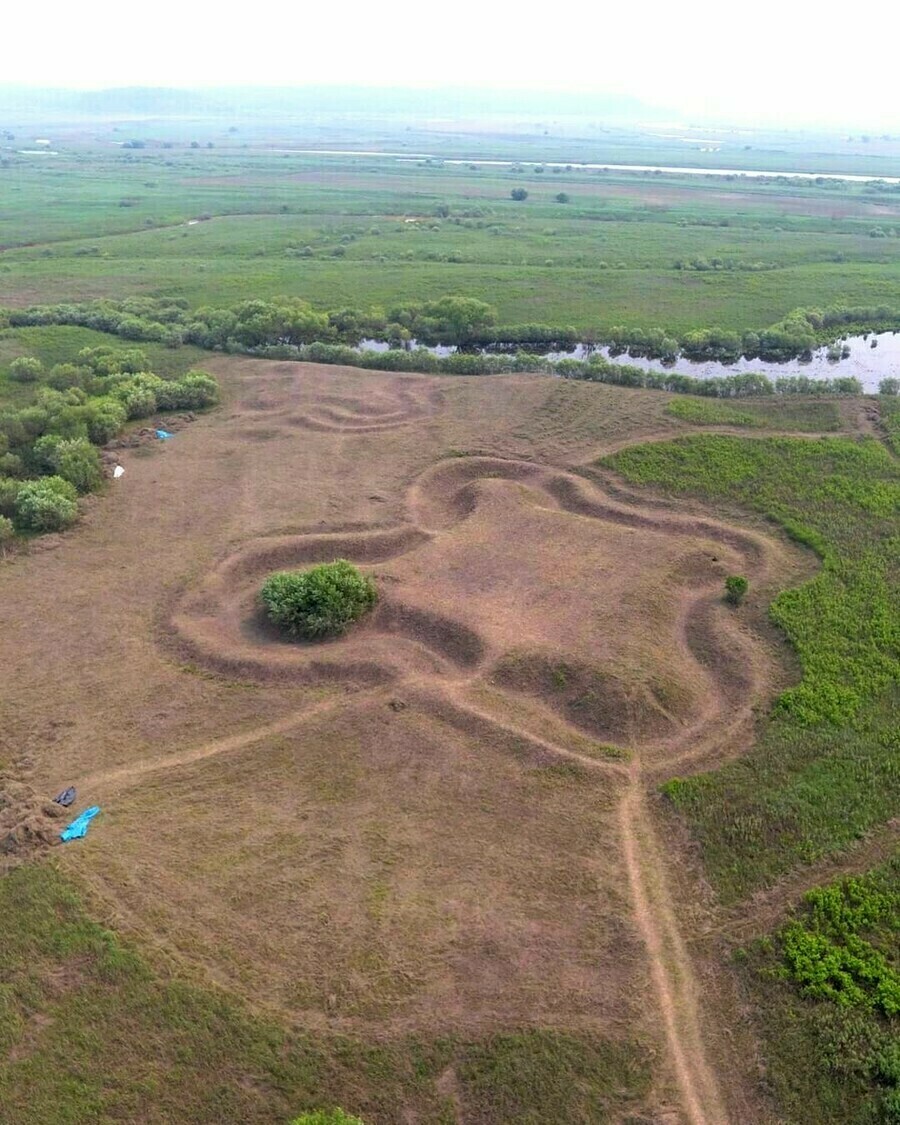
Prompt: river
<box><xmin>276</xmin><ymin>149</ymin><xmax>900</xmax><ymax>185</ymax></box>
<box><xmin>358</xmin><ymin>332</ymin><xmax>900</xmax><ymax>392</ymax></box>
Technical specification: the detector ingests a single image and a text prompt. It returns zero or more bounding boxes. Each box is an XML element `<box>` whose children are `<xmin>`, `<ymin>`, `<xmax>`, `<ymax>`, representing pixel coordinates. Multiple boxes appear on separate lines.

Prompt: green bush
<box><xmin>9</xmin><ymin>356</ymin><xmax>43</xmax><ymax>382</ymax></box>
<box><xmin>0</xmin><ymin>478</ymin><xmax>21</xmax><ymax>518</ymax></box>
<box><xmin>153</xmin><ymin>370</ymin><xmax>218</xmax><ymax>411</ymax></box>
<box><xmin>173</xmin><ymin>370</ymin><xmax>219</xmax><ymax>409</ymax></box>
<box><xmin>31</xmin><ymin>436</ymin><xmax>103</xmax><ymax>493</ymax></box>
<box><xmin>260</xmin><ymin>560</ymin><xmax>377</xmax><ymax>640</ymax></box>
<box><xmin>46</xmin><ymin>363</ymin><xmax>86</xmax><ymax>391</ymax></box>
<box><xmin>724</xmin><ymin>575</ymin><xmax>749</xmax><ymax>605</ymax></box>
<box><xmin>85</xmin><ymin>396</ymin><xmax>127</xmax><ymax>445</ymax></box>
<box><xmin>14</xmin><ymin>476</ymin><xmax>78</xmax><ymax>532</ymax></box>
<box><xmin>56</xmin><ymin>439</ymin><xmax>103</xmax><ymax>493</ymax></box>
<box><xmin>0</xmin><ymin>452</ymin><xmax>23</xmax><ymax>477</ymax></box>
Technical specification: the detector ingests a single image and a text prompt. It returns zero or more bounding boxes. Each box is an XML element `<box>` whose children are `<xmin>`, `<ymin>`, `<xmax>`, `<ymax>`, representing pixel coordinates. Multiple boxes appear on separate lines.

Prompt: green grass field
<box><xmin>2</xmin><ymin>150</ymin><xmax>900</xmax><ymax>331</ymax></box>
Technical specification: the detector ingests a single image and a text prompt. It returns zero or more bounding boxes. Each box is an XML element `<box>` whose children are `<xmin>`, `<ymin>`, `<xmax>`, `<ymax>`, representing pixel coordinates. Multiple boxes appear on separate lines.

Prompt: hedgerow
<box><xmin>6</xmin><ymin>295</ymin><xmax>899</xmax><ymax>370</ymax></box>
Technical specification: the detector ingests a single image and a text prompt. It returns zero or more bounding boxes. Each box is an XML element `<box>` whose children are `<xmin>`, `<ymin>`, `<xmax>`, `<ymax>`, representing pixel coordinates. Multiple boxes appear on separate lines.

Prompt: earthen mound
<box><xmin>490</xmin><ymin>651</ymin><xmax>692</xmax><ymax>744</ymax></box>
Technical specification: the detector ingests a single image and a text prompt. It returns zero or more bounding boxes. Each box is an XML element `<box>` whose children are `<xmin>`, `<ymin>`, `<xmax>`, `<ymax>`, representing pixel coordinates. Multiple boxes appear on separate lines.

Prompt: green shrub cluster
<box><xmin>14</xmin><ymin>476</ymin><xmax>78</xmax><ymax>531</ymax></box>
<box><xmin>0</xmin><ymin>344</ymin><xmax>219</xmax><ymax>540</ymax></box>
<box><xmin>780</xmin><ymin>880</ymin><xmax>900</xmax><ymax>1015</ymax></box>
<box><xmin>260</xmin><ymin>561</ymin><xmax>377</xmax><ymax>640</ymax></box>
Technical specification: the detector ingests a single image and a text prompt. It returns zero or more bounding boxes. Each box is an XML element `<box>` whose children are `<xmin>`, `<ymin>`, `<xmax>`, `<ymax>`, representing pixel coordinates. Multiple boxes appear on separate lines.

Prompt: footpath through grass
<box><xmin>0</xmin><ymin>864</ymin><xmax>650</xmax><ymax>1124</ymax></box>
<box><xmin>605</xmin><ymin>434</ymin><xmax>900</xmax><ymax>902</ymax></box>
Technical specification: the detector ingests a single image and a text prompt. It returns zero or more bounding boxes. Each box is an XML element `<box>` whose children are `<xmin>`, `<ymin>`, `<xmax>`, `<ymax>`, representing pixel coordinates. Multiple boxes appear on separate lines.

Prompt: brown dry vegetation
<box><xmin>1</xmin><ymin>360</ymin><xmax>818</xmax><ymax>1123</ymax></box>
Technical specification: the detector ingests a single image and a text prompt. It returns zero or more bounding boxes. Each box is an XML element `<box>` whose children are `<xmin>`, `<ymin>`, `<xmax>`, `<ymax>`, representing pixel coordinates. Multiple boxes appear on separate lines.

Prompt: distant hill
<box><xmin>0</xmin><ymin>83</ymin><xmax>659</xmax><ymax>123</ymax></box>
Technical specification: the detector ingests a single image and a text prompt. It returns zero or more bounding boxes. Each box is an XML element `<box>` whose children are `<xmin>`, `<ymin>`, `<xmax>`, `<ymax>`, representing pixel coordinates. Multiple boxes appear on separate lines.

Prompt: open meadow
<box><xmin>2</xmin><ymin>143</ymin><xmax>900</xmax><ymax>333</ymax></box>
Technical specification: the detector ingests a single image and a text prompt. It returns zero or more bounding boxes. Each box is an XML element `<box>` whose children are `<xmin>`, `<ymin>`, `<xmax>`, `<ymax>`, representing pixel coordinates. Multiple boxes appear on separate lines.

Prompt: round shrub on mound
<box><xmin>260</xmin><ymin>560</ymin><xmax>377</xmax><ymax>639</ymax></box>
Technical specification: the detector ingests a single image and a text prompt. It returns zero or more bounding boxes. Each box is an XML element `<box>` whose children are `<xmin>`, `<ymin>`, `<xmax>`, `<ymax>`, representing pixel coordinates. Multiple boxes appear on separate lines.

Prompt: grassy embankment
<box><xmin>664</xmin><ymin>396</ymin><xmax>843</xmax><ymax>430</ymax></box>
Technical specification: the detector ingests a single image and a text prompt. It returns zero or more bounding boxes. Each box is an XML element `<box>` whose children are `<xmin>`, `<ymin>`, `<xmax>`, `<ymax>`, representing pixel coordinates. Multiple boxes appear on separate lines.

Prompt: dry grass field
<box><xmin>1</xmin><ymin>361</ymin><xmax>829</xmax><ymax>1123</ymax></box>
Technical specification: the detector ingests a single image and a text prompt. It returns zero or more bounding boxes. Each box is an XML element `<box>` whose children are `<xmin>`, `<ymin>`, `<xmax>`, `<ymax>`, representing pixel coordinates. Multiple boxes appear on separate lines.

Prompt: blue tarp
<box><xmin>155</xmin><ymin>429</ymin><xmax>174</xmax><ymax>440</ymax></box>
<box><xmin>60</xmin><ymin>806</ymin><xmax>101</xmax><ymax>843</ymax></box>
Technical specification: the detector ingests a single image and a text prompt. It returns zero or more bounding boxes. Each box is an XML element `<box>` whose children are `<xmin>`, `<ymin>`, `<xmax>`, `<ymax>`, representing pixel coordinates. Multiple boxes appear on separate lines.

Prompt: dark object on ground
<box><xmin>53</xmin><ymin>786</ymin><xmax>76</xmax><ymax>807</ymax></box>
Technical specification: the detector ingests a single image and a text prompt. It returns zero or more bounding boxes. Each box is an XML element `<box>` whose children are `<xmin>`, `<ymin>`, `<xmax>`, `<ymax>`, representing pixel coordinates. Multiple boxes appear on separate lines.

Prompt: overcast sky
<box><xmin>6</xmin><ymin>0</ymin><xmax>897</xmax><ymax>129</ymax></box>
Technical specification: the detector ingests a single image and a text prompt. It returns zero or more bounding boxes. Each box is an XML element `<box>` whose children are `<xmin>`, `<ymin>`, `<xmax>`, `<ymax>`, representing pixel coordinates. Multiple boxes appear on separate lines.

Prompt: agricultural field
<box><xmin>1</xmin><ymin>109</ymin><xmax>900</xmax><ymax>1125</ymax></box>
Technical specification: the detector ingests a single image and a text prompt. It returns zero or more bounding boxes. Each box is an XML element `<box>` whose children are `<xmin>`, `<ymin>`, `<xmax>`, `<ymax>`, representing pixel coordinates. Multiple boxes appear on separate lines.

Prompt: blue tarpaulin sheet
<box><xmin>60</xmin><ymin>806</ymin><xmax>101</xmax><ymax>843</ymax></box>
<box><xmin>155</xmin><ymin>429</ymin><xmax>174</xmax><ymax>440</ymax></box>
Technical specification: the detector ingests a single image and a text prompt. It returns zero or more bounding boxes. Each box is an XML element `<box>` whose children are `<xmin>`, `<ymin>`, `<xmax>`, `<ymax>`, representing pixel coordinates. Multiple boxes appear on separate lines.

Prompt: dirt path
<box><xmin>79</xmin><ymin>690</ymin><xmax>387</xmax><ymax>797</ymax></box>
<box><xmin>421</xmin><ymin>684</ymin><xmax>729</xmax><ymax>1121</ymax></box>
<box><xmin>619</xmin><ymin>779</ymin><xmax>729</xmax><ymax>1125</ymax></box>
<box><xmin>67</xmin><ymin>406</ymin><xmax>797</xmax><ymax>1123</ymax></box>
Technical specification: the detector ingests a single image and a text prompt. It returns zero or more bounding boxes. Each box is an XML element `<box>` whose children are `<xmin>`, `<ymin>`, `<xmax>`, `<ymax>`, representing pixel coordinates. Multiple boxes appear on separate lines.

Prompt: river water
<box><xmin>278</xmin><ymin>149</ymin><xmax>900</xmax><ymax>185</ymax></box>
<box><xmin>358</xmin><ymin>332</ymin><xmax>900</xmax><ymax>392</ymax></box>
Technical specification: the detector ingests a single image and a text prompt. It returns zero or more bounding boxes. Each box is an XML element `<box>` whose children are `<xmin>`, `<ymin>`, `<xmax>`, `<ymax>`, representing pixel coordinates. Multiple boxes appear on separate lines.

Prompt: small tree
<box><xmin>261</xmin><ymin>560</ymin><xmax>377</xmax><ymax>640</ymax></box>
<box><xmin>9</xmin><ymin>356</ymin><xmax>43</xmax><ymax>383</ymax></box>
<box><xmin>555</xmin><ymin>192</ymin><xmax>570</xmax><ymax>203</ymax></box>
<box><xmin>724</xmin><ymin>575</ymin><xmax>749</xmax><ymax>606</ymax></box>
<box><xmin>510</xmin><ymin>188</ymin><xmax>528</xmax><ymax>201</ymax></box>
<box><xmin>86</xmin><ymin>397</ymin><xmax>128</xmax><ymax>445</ymax></box>
<box><xmin>879</xmin><ymin>377</ymin><xmax>900</xmax><ymax>395</ymax></box>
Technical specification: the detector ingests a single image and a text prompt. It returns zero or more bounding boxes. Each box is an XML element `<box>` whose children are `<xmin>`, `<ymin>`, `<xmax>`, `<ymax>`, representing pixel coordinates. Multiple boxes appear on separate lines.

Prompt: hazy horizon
<box><xmin>5</xmin><ymin>0</ymin><xmax>899</xmax><ymax>132</ymax></box>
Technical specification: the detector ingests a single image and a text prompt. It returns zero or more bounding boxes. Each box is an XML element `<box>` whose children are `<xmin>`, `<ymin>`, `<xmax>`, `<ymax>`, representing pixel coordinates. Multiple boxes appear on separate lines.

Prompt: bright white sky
<box><xmin>5</xmin><ymin>0</ymin><xmax>898</xmax><ymax>129</ymax></box>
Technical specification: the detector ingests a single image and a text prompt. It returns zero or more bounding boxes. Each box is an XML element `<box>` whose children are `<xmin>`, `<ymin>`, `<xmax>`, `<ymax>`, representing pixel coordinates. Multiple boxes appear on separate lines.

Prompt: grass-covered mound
<box><xmin>260</xmin><ymin>560</ymin><xmax>377</xmax><ymax>640</ymax></box>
